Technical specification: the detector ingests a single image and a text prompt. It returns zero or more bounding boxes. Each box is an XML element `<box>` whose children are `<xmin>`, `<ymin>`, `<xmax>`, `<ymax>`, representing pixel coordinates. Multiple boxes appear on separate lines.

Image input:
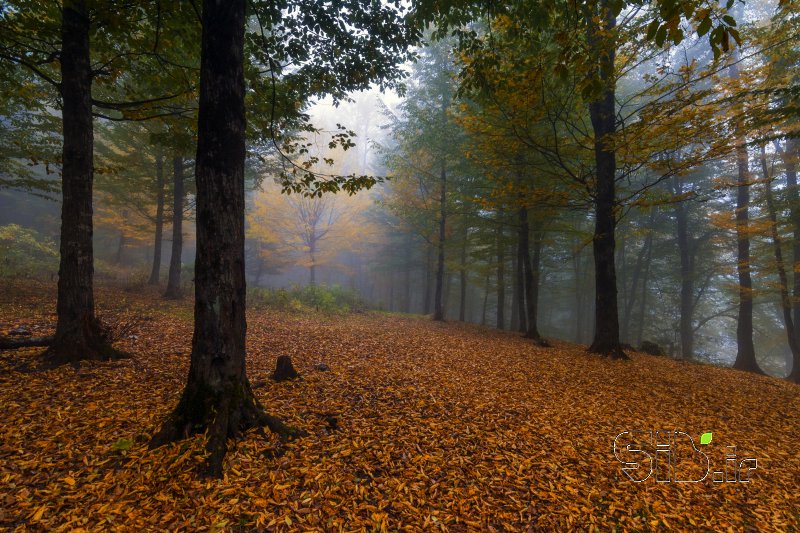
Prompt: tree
<box><xmin>151</xmin><ymin>0</ymin><xmax>416</xmax><ymax>475</ymax></box>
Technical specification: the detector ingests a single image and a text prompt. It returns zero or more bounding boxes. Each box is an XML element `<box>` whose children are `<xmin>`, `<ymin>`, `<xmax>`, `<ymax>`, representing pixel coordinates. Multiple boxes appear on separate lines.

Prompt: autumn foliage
<box><xmin>1</xmin><ymin>282</ymin><xmax>798</xmax><ymax>530</ymax></box>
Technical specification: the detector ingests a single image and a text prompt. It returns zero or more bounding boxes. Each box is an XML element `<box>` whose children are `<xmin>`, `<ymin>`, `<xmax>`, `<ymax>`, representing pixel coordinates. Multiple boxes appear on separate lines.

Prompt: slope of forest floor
<box><xmin>1</xmin><ymin>282</ymin><xmax>798</xmax><ymax>531</ymax></box>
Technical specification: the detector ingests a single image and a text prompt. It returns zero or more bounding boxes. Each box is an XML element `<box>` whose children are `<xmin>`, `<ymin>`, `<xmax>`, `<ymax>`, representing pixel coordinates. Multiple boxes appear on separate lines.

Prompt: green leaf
<box><xmin>111</xmin><ymin>438</ymin><xmax>133</xmax><ymax>451</ymax></box>
<box><xmin>700</xmin><ymin>432</ymin><xmax>712</xmax><ymax>445</ymax></box>
<box><xmin>697</xmin><ymin>17</ymin><xmax>712</xmax><ymax>37</ymax></box>
<box><xmin>655</xmin><ymin>25</ymin><xmax>667</xmax><ymax>47</ymax></box>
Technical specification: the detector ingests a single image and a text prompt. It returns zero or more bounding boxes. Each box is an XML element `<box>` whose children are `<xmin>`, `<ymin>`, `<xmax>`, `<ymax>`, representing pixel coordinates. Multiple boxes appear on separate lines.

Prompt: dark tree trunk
<box><xmin>732</xmin><ymin>140</ymin><xmax>760</xmax><ymax>373</ymax></box>
<box><xmin>586</xmin><ymin>1</ymin><xmax>626</xmax><ymax>359</ymax></box>
<box><xmin>148</xmin><ymin>151</ymin><xmax>166</xmax><ymax>285</ymax></box>
<box><xmin>459</xmin><ymin>221</ymin><xmax>468</xmax><ymax>321</ymax></box>
<box><xmin>515</xmin><ymin>216</ymin><xmax>527</xmax><ymax>333</ymax></box>
<box><xmin>44</xmin><ymin>0</ymin><xmax>121</xmax><ymax>365</ymax></box>
<box><xmin>674</xmin><ymin>196</ymin><xmax>695</xmax><ymax>361</ymax></box>
<box><xmin>164</xmin><ymin>155</ymin><xmax>184</xmax><ymax>298</ymax></box>
<box><xmin>150</xmin><ymin>0</ymin><xmax>299</xmax><ymax>477</ymax></box>
<box><xmin>423</xmin><ymin>245</ymin><xmax>432</xmax><ymax>315</ymax></box>
<box><xmin>778</xmin><ymin>138</ymin><xmax>800</xmax><ymax>348</ymax></box>
<box><xmin>509</xmin><ymin>242</ymin><xmax>519</xmax><ymax>331</ymax></box>
<box><xmin>519</xmin><ymin>206</ymin><xmax>545</xmax><ymax>343</ymax></box>
<box><xmin>496</xmin><ymin>210</ymin><xmax>505</xmax><ymax>330</ymax></box>
<box><xmin>433</xmin><ymin>162</ymin><xmax>446</xmax><ymax>321</ymax></box>
<box><xmin>729</xmin><ymin>61</ymin><xmax>761</xmax><ymax>374</ymax></box>
<box><xmin>761</xmin><ymin>145</ymin><xmax>800</xmax><ymax>381</ymax></box>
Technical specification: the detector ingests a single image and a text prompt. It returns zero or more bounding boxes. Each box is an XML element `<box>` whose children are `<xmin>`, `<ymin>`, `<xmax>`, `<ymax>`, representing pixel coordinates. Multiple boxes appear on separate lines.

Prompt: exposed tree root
<box><xmin>150</xmin><ymin>379</ymin><xmax>307</xmax><ymax>477</ymax></box>
<box><xmin>588</xmin><ymin>341</ymin><xmax>629</xmax><ymax>360</ymax></box>
<box><xmin>41</xmin><ymin>314</ymin><xmax>128</xmax><ymax>367</ymax></box>
<box><xmin>0</xmin><ymin>336</ymin><xmax>53</xmax><ymax>350</ymax></box>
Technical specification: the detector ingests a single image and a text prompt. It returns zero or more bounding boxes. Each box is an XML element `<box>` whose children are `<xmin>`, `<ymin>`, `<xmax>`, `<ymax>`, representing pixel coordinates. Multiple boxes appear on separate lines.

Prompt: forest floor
<box><xmin>0</xmin><ymin>282</ymin><xmax>799</xmax><ymax>532</ymax></box>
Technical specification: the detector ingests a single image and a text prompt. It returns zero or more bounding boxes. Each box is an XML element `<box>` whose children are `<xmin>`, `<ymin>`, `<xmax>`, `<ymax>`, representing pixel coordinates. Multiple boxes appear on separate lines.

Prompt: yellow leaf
<box><xmin>64</xmin><ymin>476</ymin><xmax>76</xmax><ymax>486</ymax></box>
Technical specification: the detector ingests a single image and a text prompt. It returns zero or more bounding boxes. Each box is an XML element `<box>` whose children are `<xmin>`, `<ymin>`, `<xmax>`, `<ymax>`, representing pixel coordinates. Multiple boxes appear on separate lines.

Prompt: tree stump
<box><xmin>272</xmin><ymin>355</ymin><xmax>299</xmax><ymax>381</ymax></box>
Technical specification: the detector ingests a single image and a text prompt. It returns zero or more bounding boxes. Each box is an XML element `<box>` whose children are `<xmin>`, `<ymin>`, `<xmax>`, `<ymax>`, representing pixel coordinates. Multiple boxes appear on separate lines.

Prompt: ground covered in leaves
<box><xmin>1</xmin><ymin>282</ymin><xmax>799</xmax><ymax>531</ymax></box>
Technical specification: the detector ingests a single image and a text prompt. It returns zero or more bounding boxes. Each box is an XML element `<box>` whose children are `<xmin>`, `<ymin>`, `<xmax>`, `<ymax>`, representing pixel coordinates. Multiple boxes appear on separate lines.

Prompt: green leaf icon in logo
<box><xmin>700</xmin><ymin>432</ymin><xmax>712</xmax><ymax>445</ymax></box>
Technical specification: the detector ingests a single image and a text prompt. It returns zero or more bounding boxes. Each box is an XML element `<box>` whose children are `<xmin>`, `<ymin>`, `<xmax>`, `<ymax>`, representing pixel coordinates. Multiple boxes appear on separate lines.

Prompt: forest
<box><xmin>0</xmin><ymin>0</ymin><xmax>799</xmax><ymax>530</ymax></box>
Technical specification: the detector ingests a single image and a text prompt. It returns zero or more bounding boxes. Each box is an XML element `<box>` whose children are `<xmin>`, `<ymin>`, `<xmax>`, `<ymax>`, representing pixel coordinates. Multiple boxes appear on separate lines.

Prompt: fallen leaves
<box><xmin>0</xmin><ymin>281</ymin><xmax>799</xmax><ymax>531</ymax></box>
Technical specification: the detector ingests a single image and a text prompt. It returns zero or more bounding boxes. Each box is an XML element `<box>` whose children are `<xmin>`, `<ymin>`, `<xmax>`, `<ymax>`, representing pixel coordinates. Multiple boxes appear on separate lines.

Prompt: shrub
<box><xmin>248</xmin><ymin>284</ymin><xmax>365</xmax><ymax>314</ymax></box>
<box><xmin>0</xmin><ymin>224</ymin><xmax>58</xmax><ymax>279</ymax></box>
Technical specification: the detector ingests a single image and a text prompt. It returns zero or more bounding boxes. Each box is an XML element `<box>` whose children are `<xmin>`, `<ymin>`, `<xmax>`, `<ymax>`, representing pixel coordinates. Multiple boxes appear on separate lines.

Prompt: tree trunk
<box><xmin>516</xmin><ymin>215</ymin><xmax>528</xmax><ymax>333</ymax></box>
<box><xmin>148</xmin><ymin>151</ymin><xmax>166</xmax><ymax>285</ymax></box>
<box><xmin>510</xmin><ymin>240</ymin><xmax>519</xmax><ymax>331</ymax></box>
<box><xmin>44</xmin><ymin>0</ymin><xmax>121</xmax><ymax>365</ymax></box>
<box><xmin>496</xmin><ymin>210</ymin><xmax>505</xmax><ymax>330</ymax></box>
<box><xmin>150</xmin><ymin>0</ymin><xmax>300</xmax><ymax>477</ymax></box>
<box><xmin>433</xmin><ymin>162</ymin><xmax>446</xmax><ymax>321</ymax></box>
<box><xmin>635</xmin><ymin>236</ymin><xmax>653</xmax><ymax>348</ymax></box>
<box><xmin>519</xmin><ymin>206</ymin><xmax>545</xmax><ymax>343</ymax></box>
<box><xmin>586</xmin><ymin>0</ymin><xmax>625</xmax><ymax>359</ymax></box>
<box><xmin>622</xmin><ymin>211</ymin><xmax>655</xmax><ymax>344</ymax></box>
<box><xmin>573</xmin><ymin>237</ymin><xmax>584</xmax><ymax>343</ymax></box>
<box><xmin>674</xmin><ymin>195</ymin><xmax>695</xmax><ymax>361</ymax></box>
<box><xmin>404</xmin><ymin>235</ymin><xmax>412</xmax><ymax>313</ymax></box>
<box><xmin>459</xmin><ymin>221</ymin><xmax>468</xmax><ymax>321</ymax></box>
<box><xmin>423</xmin><ymin>245</ymin><xmax>432</xmax><ymax>315</ymax></box>
<box><xmin>730</xmin><ymin>64</ymin><xmax>761</xmax><ymax>374</ymax></box>
<box><xmin>164</xmin><ymin>155</ymin><xmax>184</xmax><ymax>298</ymax></box>
<box><xmin>309</xmin><ymin>239</ymin><xmax>317</xmax><ymax>285</ymax></box>
<box><xmin>481</xmin><ymin>269</ymin><xmax>490</xmax><ymax>325</ymax></box>
<box><xmin>761</xmin><ymin>144</ymin><xmax>800</xmax><ymax>380</ymax></box>
<box><xmin>778</xmin><ymin>138</ymin><xmax>800</xmax><ymax>348</ymax></box>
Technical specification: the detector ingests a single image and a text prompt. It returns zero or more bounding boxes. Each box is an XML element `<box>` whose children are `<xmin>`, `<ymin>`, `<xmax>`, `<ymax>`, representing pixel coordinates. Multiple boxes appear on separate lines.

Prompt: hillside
<box><xmin>1</xmin><ymin>284</ymin><xmax>798</xmax><ymax>531</ymax></box>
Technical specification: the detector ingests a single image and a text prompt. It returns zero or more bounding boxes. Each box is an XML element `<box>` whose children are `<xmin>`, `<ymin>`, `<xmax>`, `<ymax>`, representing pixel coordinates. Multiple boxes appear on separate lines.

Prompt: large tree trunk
<box><xmin>761</xmin><ymin>145</ymin><xmax>800</xmax><ymax>380</ymax></box>
<box><xmin>519</xmin><ymin>206</ymin><xmax>545</xmax><ymax>343</ymax></box>
<box><xmin>164</xmin><ymin>155</ymin><xmax>184</xmax><ymax>298</ymax></box>
<box><xmin>778</xmin><ymin>138</ymin><xmax>800</xmax><ymax>348</ymax></box>
<box><xmin>148</xmin><ymin>151</ymin><xmax>166</xmax><ymax>285</ymax></box>
<box><xmin>433</xmin><ymin>162</ymin><xmax>446</xmax><ymax>321</ymax></box>
<box><xmin>730</xmin><ymin>66</ymin><xmax>761</xmax><ymax>373</ymax></box>
<box><xmin>586</xmin><ymin>0</ymin><xmax>625</xmax><ymax>359</ymax></box>
<box><xmin>44</xmin><ymin>0</ymin><xmax>121</xmax><ymax>365</ymax></box>
<box><xmin>150</xmin><ymin>0</ymin><xmax>298</xmax><ymax>477</ymax></box>
<box><xmin>496</xmin><ymin>210</ymin><xmax>505</xmax><ymax>330</ymax></box>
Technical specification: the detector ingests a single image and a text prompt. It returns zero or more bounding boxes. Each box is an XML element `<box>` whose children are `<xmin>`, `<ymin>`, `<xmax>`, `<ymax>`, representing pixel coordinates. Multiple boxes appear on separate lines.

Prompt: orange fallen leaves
<box><xmin>0</xmin><ymin>282</ymin><xmax>798</xmax><ymax>531</ymax></box>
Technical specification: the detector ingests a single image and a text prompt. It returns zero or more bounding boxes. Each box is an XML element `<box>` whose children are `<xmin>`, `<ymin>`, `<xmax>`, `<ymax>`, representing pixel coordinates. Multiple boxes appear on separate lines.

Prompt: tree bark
<box><xmin>761</xmin><ymin>144</ymin><xmax>800</xmax><ymax>380</ymax></box>
<box><xmin>729</xmin><ymin>61</ymin><xmax>761</xmax><ymax>374</ymax></box>
<box><xmin>44</xmin><ymin>0</ymin><xmax>121</xmax><ymax>365</ymax></box>
<box><xmin>515</xmin><ymin>215</ymin><xmax>527</xmax><ymax>333</ymax></box>
<box><xmin>423</xmin><ymin>245</ymin><xmax>432</xmax><ymax>315</ymax></box>
<box><xmin>586</xmin><ymin>0</ymin><xmax>626</xmax><ymax>359</ymax></box>
<box><xmin>777</xmin><ymin>138</ymin><xmax>800</xmax><ymax>348</ymax></box>
<box><xmin>164</xmin><ymin>155</ymin><xmax>184</xmax><ymax>298</ymax></box>
<box><xmin>150</xmin><ymin>0</ymin><xmax>300</xmax><ymax>477</ymax></box>
<box><xmin>148</xmin><ymin>151</ymin><xmax>166</xmax><ymax>285</ymax></box>
<box><xmin>459</xmin><ymin>220</ymin><xmax>468</xmax><ymax>321</ymax></box>
<box><xmin>433</xmin><ymin>161</ymin><xmax>446</xmax><ymax>321</ymax></box>
<box><xmin>519</xmin><ymin>206</ymin><xmax>545</xmax><ymax>344</ymax></box>
<box><xmin>496</xmin><ymin>209</ymin><xmax>505</xmax><ymax>329</ymax></box>
<box><xmin>673</xmin><ymin>192</ymin><xmax>696</xmax><ymax>361</ymax></box>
